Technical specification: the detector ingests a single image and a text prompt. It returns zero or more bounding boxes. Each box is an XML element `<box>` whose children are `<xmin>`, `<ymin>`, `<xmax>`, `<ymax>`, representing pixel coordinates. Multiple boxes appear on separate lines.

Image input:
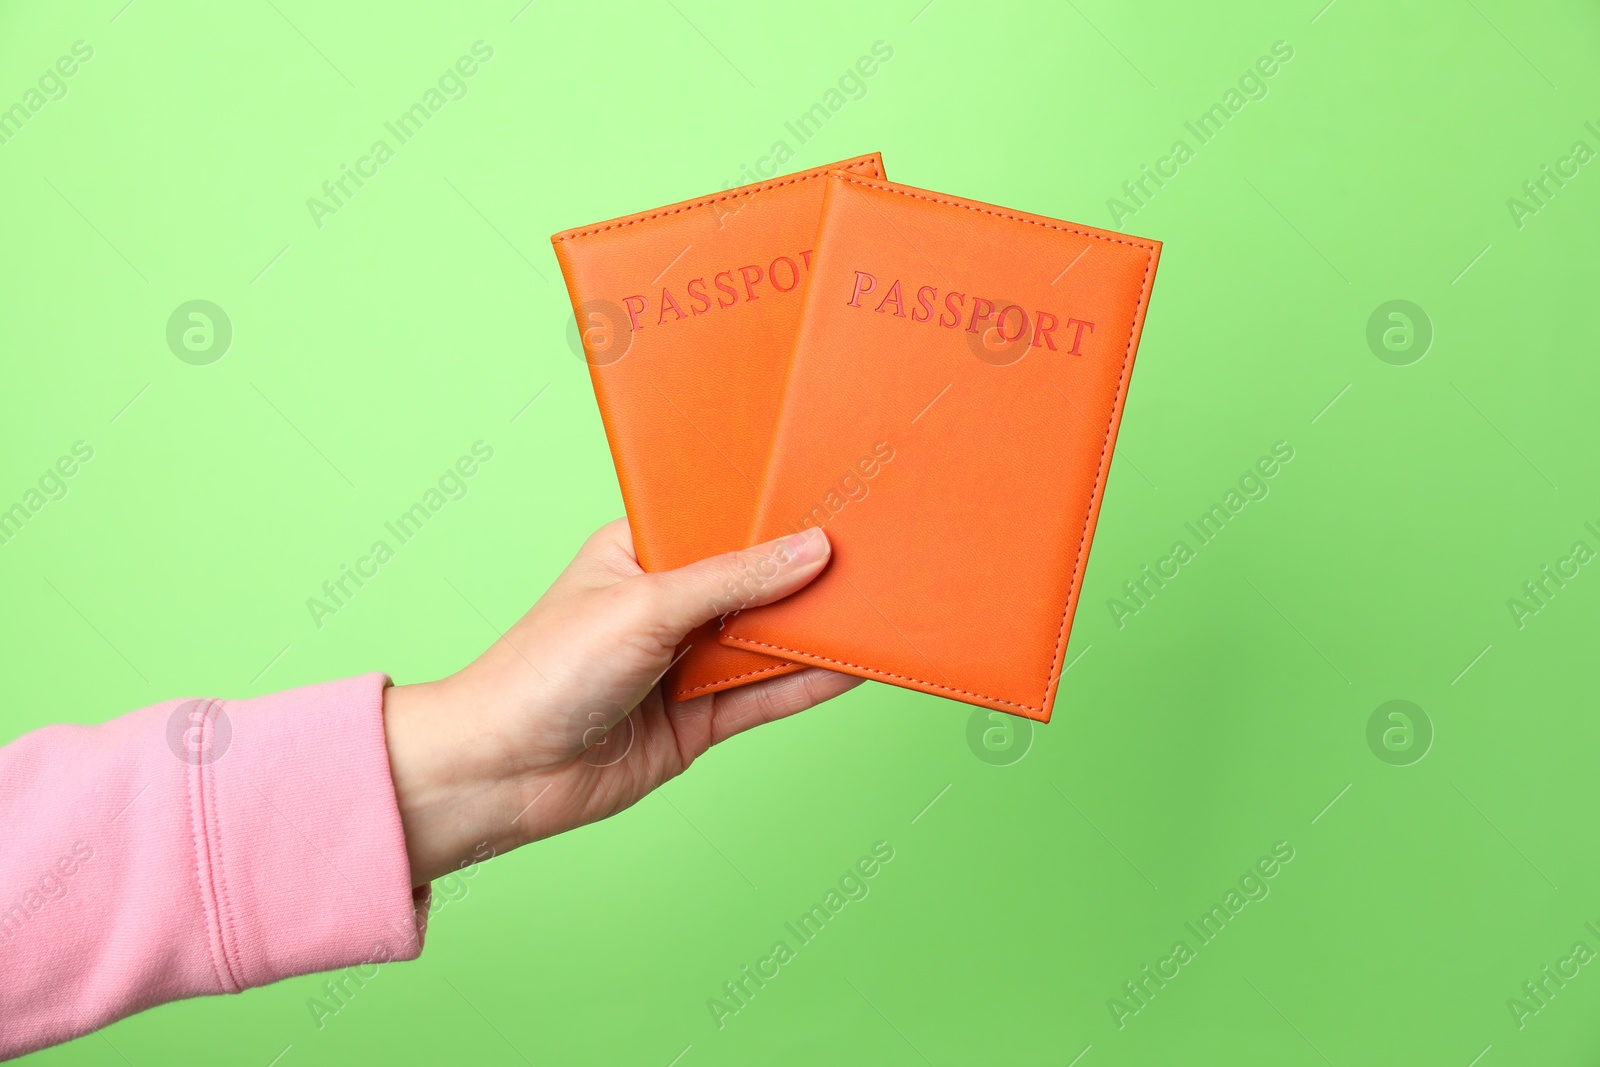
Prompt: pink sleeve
<box><xmin>0</xmin><ymin>672</ymin><xmax>430</xmax><ymax>1058</ymax></box>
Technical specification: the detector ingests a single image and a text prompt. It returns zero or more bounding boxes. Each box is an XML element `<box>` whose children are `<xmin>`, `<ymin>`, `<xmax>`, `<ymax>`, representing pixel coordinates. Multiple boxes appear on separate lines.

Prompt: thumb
<box><xmin>637</xmin><ymin>527</ymin><xmax>831</xmax><ymax>644</ymax></box>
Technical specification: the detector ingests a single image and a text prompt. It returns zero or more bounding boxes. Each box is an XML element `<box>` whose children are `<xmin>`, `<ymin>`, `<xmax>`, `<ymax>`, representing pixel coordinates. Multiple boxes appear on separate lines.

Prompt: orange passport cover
<box><xmin>720</xmin><ymin>172</ymin><xmax>1161</xmax><ymax>722</ymax></box>
<box><xmin>550</xmin><ymin>153</ymin><xmax>886</xmax><ymax>701</ymax></box>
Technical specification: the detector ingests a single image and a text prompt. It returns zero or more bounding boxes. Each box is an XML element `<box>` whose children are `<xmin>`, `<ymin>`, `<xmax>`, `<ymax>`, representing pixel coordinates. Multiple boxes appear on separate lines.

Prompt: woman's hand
<box><xmin>381</xmin><ymin>520</ymin><xmax>858</xmax><ymax>885</ymax></box>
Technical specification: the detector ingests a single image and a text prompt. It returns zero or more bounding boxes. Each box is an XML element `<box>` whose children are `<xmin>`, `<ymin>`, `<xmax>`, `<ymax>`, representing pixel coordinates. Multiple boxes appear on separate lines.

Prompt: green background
<box><xmin>3</xmin><ymin>0</ymin><xmax>1598</xmax><ymax>1062</ymax></box>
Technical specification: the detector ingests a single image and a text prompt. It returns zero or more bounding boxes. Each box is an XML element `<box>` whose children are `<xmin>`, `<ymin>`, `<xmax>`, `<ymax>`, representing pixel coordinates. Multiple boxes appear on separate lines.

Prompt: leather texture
<box><xmin>551</xmin><ymin>154</ymin><xmax>887</xmax><ymax>701</ymax></box>
<box><xmin>719</xmin><ymin>172</ymin><xmax>1161</xmax><ymax>722</ymax></box>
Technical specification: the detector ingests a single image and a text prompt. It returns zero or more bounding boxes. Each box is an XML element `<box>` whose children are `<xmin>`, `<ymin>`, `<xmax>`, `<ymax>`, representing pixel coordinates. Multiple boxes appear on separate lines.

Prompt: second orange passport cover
<box><xmin>550</xmin><ymin>154</ymin><xmax>886</xmax><ymax>701</ymax></box>
<box><xmin>720</xmin><ymin>173</ymin><xmax>1161</xmax><ymax>722</ymax></box>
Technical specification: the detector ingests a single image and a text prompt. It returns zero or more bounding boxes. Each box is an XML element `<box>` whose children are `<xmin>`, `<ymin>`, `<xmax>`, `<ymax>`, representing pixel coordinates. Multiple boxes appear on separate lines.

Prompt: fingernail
<box><xmin>778</xmin><ymin>527</ymin><xmax>828</xmax><ymax>565</ymax></box>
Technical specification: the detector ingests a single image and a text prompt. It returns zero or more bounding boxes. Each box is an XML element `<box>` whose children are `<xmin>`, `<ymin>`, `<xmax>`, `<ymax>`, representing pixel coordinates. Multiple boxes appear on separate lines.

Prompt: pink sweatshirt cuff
<box><xmin>191</xmin><ymin>672</ymin><xmax>427</xmax><ymax>989</ymax></box>
<box><xmin>0</xmin><ymin>672</ymin><xmax>428</xmax><ymax>1057</ymax></box>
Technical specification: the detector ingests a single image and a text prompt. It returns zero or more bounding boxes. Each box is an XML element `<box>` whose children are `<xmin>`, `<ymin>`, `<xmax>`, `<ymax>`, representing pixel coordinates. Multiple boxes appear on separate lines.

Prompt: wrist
<box><xmin>381</xmin><ymin>678</ymin><xmax>520</xmax><ymax>886</ymax></box>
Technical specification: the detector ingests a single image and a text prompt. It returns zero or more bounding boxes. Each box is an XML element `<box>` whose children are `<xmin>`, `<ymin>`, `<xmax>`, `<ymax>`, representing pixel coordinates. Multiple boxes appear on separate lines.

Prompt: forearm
<box><xmin>0</xmin><ymin>674</ymin><xmax>426</xmax><ymax>1058</ymax></box>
